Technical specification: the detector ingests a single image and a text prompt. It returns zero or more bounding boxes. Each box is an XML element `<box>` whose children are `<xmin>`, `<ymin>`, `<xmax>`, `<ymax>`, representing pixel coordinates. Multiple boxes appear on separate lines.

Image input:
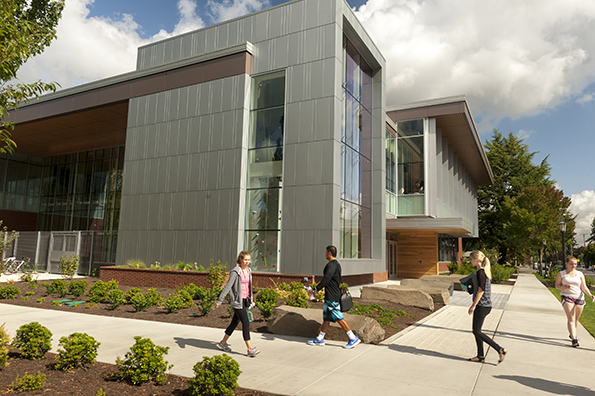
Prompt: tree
<box><xmin>478</xmin><ymin>130</ymin><xmax>552</xmax><ymax>263</ymax></box>
<box><xmin>584</xmin><ymin>243</ymin><xmax>595</xmax><ymax>269</ymax></box>
<box><xmin>587</xmin><ymin>218</ymin><xmax>595</xmax><ymax>244</ymax></box>
<box><xmin>501</xmin><ymin>185</ymin><xmax>575</xmax><ymax>266</ymax></box>
<box><xmin>0</xmin><ymin>220</ymin><xmax>19</xmax><ymax>273</ymax></box>
<box><xmin>0</xmin><ymin>0</ymin><xmax>65</xmax><ymax>153</ymax></box>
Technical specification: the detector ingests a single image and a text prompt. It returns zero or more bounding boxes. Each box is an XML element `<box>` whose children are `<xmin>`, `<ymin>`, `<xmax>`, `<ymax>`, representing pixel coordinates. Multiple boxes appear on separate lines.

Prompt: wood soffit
<box><xmin>9</xmin><ymin>51</ymin><xmax>251</xmax><ymax>157</ymax></box>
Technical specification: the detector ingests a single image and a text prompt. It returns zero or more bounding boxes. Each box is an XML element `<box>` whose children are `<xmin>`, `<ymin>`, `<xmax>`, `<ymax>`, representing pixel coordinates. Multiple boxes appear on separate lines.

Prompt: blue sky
<box><xmin>16</xmin><ymin>0</ymin><xmax>595</xmax><ymax>241</ymax></box>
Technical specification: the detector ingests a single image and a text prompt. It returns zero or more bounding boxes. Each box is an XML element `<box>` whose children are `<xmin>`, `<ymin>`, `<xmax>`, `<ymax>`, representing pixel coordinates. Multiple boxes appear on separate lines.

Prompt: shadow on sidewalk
<box><xmin>493</xmin><ymin>375</ymin><xmax>595</xmax><ymax>395</ymax></box>
<box><xmin>385</xmin><ymin>344</ymin><xmax>498</xmax><ymax>366</ymax></box>
<box><xmin>494</xmin><ymin>331</ymin><xmax>595</xmax><ymax>352</ymax></box>
<box><xmin>173</xmin><ymin>336</ymin><xmax>219</xmax><ymax>350</ymax></box>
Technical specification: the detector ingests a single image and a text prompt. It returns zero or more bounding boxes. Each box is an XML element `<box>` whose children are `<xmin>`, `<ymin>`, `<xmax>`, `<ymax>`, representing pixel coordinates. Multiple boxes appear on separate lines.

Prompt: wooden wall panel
<box><xmin>397</xmin><ymin>232</ymin><xmax>439</xmax><ymax>278</ymax></box>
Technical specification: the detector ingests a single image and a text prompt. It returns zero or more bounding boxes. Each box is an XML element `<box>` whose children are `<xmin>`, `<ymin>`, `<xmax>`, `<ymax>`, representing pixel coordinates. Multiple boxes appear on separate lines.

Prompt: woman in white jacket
<box><xmin>215</xmin><ymin>251</ymin><xmax>260</xmax><ymax>357</ymax></box>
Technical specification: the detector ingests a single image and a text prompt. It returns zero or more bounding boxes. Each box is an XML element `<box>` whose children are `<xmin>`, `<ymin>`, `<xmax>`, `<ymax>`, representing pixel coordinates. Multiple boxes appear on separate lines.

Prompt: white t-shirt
<box><xmin>560</xmin><ymin>270</ymin><xmax>584</xmax><ymax>300</ymax></box>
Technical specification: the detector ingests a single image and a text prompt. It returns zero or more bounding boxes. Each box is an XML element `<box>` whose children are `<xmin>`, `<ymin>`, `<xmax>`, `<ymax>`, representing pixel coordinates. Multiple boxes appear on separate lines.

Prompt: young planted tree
<box><xmin>0</xmin><ymin>220</ymin><xmax>18</xmax><ymax>273</ymax></box>
<box><xmin>1</xmin><ymin>0</ymin><xmax>65</xmax><ymax>153</ymax></box>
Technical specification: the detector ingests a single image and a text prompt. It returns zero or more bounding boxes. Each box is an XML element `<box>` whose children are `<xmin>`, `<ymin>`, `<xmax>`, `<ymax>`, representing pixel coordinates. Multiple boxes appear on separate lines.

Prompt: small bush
<box><xmin>12</xmin><ymin>322</ymin><xmax>52</xmax><ymax>360</ymax></box>
<box><xmin>255</xmin><ymin>288</ymin><xmax>279</xmax><ymax>319</ymax></box>
<box><xmin>25</xmin><ymin>291</ymin><xmax>35</xmax><ymax>296</ymax></box>
<box><xmin>145</xmin><ymin>288</ymin><xmax>162</xmax><ymax>307</ymax></box>
<box><xmin>0</xmin><ymin>323</ymin><xmax>10</xmax><ymax>368</ymax></box>
<box><xmin>96</xmin><ymin>389</ymin><xmax>106</xmax><ymax>396</ymax></box>
<box><xmin>22</xmin><ymin>296</ymin><xmax>29</xmax><ymax>301</ymax></box>
<box><xmin>58</xmin><ymin>254</ymin><xmax>79</xmax><ymax>280</ymax></box>
<box><xmin>106</xmin><ymin>289</ymin><xmax>125</xmax><ymax>310</ymax></box>
<box><xmin>163</xmin><ymin>290</ymin><xmax>193</xmax><ymax>313</ymax></box>
<box><xmin>115</xmin><ymin>336</ymin><xmax>172</xmax><ymax>385</ymax></box>
<box><xmin>208</xmin><ymin>259</ymin><xmax>227</xmax><ymax>292</ymax></box>
<box><xmin>491</xmin><ymin>263</ymin><xmax>516</xmax><ymax>283</ymax></box>
<box><xmin>45</xmin><ymin>279</ymin><xmax>68</xmax><ymax>297</ymax></box>
<box><xmin>188</xmin><ymin>354</ymin><xmax>241</xmax><ymax>396</ymax></box>
<box><xmin>37</xmin><ymin>298</ymin><xmax>45</xmax><ymax>303</ymax></box>
<box><xmin>124</xmin><ymin>287</ymin><xmax>143</xmax><ymax>304</ymax></box>
<box><xmin>88</xmin><ymin>280</ymin><xmax>119</xmax><ymax>303</ymax></box>
<box><xmin>447</xmin><ymin>262</ymin><xmax>459</xmax><ymax>273</ymax></box>
<box><xmin>585</xmin><ymin>276</ymin><xmax>594</xmax><ymax>288</ymax></box>
<box><xmin>19</xmin><ymin>272</ymin><xmax>39</xmax><ymax>288</ymax></box>
<box><xmin>10</xmin><ymin>372</ymin><xmax>46</xmax><ymax>392</ymax></box>
<box><xmin>131</xmin><ymin>293</ymin><xmax>151</xmax><ymax>312</ymax></box>
<box><xmin>177</xmin><ymin>283</ymin><xmax>201</xmax><ymax>299</ymax></box>
<box><xmin>285</xmin><ymin>288</ymin><xmax>310</xmax><ymax>308</ymax></box>
<box><xmin>55</xmin><ymin>332</ymin><xmax>100</xmax><ymax>371</ymax></box>
<box><xmin>68</xmin><ymin>280</ymin><xmax>88</xmax><ymax>298</ymax></box>
<box><xmin>126</xmin><ymin>258</ymin><xmax>146</xmax><ymax>268</ymax></box>
<box><xmin>51</xmin><ymin>301</ymin><xmax>61</xmax><ymax>306</ymax></box>
<box><xmin>196</xmin><ymin>288</ymin><xmax>217</xmax><ymax>316</ymax></box>
<box><xmin>0</xmin><ymin>285</ymin><xmax>21</xmax><ymax>299</ymax></box>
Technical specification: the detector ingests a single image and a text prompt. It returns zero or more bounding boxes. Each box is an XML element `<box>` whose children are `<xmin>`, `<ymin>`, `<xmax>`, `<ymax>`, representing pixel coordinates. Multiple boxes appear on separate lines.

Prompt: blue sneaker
<box><xmin>343</xmin><ymin>336</ymin><xmax>360</xmax><ymax>349</ymax></box>
<box><xmin>308</xmin><ymin>338</ymin><xmax>325</xmax><ymax>346</ymax></box>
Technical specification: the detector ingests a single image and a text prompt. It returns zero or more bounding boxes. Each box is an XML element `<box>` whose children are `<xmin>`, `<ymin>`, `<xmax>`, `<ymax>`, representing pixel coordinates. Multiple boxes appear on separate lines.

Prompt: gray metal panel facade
<box><xmin>120</xmin><ymin>0</ymin><xmax>386</xmax><ymax>275</ymax></box>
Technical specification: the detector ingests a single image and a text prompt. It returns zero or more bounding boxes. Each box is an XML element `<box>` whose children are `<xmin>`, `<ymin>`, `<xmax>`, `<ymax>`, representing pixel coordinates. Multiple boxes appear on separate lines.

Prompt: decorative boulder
<box><xmin>360</xmin><ymin>286</ymin><xmax>434</xmax><ymax>311</ymax></box>
<box><xmin>266</xmin><ymin>305</ymin><xmax>385</xmax><ymax>344</ymax></box>
<box><xmin>422</xmin><ymin>274</ymin><xmax>466</xmax><ymax>291</ymax></box>
<box><xmin>388</xmin><ymin>284</ymin><xmax>450</xmax><ymax>305</ymax></box>
<box><xmin>400</xmin><ymin>278</ymin><xmax>454</xmax><ymax>296</ymax></box>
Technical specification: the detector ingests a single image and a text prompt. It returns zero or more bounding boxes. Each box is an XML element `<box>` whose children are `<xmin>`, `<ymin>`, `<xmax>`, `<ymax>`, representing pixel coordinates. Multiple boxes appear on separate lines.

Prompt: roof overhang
<box><xmin>386</xmin><ymin>95</ymin><xmax>493</xmax><ymax>186</ymax></box>
<box><xmin>7</xmin><ymin>43</ymin><xmax>253</xmax><ymax>157</ymax></box>
<box><xmin>386</xmin><ymin>216</ymin><xmax>474</xmax><ymax>238</ymax></box>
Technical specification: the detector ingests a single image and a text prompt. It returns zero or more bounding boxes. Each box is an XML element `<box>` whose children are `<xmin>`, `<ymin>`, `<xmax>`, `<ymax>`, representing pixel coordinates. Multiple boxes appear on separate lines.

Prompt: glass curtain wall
<box><xmin>340</xmin><ymin>36</ymin><xmax>372</xmax><ymax>259</ymax></box>
<box><xmin>0</xmin><ymin>152</ymin><xmax>43</xmax><ymax>213</ymax></box>
<box><xmin>385</xmin><ymin>127</ymin><xmax>397</xmax><ymax>215</ymax></box>
<box><xmin>397</xmin><ymin>119</ymin><xmax>424</xmax><ymax>215</ymax></box>
<box><xmin>38</xmin><ymin>147</ymin><xmax>124</xmax><ymax>233</ymax></box>
<box><xmin>245</xmin><ymin>72</ymin><xmax>285</xmax><ymax>272</ymax></box>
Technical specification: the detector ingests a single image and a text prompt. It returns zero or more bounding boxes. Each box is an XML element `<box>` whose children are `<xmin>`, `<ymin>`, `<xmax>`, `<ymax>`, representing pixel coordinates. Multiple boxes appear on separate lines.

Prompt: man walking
<box><xmin>307</xmin><ymin>245</ymin><xmax>360</xmax><ymax>349</ymax></box>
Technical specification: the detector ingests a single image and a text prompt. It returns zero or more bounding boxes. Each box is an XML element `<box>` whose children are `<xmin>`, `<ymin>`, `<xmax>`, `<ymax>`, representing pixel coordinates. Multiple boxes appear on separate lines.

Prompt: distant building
<box><xmin>4</xmin><ymin>0</ymin><xmax>491</xmax><ymax>280</ymax></box>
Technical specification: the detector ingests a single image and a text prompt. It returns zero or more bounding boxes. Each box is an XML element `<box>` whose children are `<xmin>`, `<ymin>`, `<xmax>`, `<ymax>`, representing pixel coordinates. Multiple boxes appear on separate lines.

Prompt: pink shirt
<box><xmin>240</xmin><ymin>268</ymin><xmax>250</xmax><ymax>299</ymax></box>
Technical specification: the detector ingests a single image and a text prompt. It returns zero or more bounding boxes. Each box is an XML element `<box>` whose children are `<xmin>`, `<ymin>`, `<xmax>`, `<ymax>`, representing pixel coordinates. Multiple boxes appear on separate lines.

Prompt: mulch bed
<box><xmin>0</xmin><ymin>276</ymin><xmax>438</xmax><ymax>395</ymax></box>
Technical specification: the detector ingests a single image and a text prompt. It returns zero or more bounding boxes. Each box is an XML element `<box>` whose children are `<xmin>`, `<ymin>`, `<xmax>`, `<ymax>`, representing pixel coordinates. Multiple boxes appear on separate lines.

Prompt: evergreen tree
<box><xmin>587</xmin><ymin>218</ymin><xmax>595</xmax><ymax>244</ymax></box>
<box><xmin>478</xmin><ymin>130</ymin><xmax>552</xmax><ymax>262</ymax></box>
<box><xmin>1</xmin><ymin>0</ymin><xmax>65</xmax><ymax>153</ymax></box>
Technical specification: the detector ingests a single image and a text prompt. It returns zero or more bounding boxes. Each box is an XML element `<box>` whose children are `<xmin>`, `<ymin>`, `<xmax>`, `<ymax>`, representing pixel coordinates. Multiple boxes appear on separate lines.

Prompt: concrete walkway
<box><xmin>1</xmin><ymin>269</ymin><xmax>594</xmax><ymax>395</ymax></box>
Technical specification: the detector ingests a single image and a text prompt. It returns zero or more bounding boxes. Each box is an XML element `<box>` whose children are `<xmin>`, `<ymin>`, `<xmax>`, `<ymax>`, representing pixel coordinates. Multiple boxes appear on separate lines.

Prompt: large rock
<box><xmin>267</xmin><ymin>305</ymin><xmax>385</xmax><ymax>344</ymax></box>
<box><xmin>422</xmin><ymin>274</ymin><xmax>466</xmax><ymax>291</ymax></box>
<box><xmin>388</xmin><ymin>284</ymin><xmax>450</xmax><ymax>305</ymax></box>
<box><xmin>400</xmin><ymin>278</ymin><xmax>454</xmax><ymax>296</ymax></box>
<box><xmin>360</xmin><ymin>286</ymin><xmax>434</xmax><ymax>311</ymax></box>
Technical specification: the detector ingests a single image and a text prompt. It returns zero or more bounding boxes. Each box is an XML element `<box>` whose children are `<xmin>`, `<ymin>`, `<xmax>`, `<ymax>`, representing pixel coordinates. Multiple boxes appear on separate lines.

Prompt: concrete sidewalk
<box><xmin>1</xmin><ymin>269</ymin><xmax>594</xmax><ymax>395</ymax></box>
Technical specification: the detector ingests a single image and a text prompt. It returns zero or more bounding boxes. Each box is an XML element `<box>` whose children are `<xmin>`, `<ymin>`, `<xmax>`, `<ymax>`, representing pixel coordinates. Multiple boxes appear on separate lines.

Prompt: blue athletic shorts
<box><xmin>323</xmin><ymin>300</ymin><xmax>344</xmax><ymax>322</ymax></box>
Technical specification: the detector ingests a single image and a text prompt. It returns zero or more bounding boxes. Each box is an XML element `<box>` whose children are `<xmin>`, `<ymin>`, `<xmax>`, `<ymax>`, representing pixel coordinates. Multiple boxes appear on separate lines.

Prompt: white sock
<box><xmin>346</xmin><ymin>330</ymin><xmax>356</xmax><ymax>340</ymax></box>
<box><xmin>316</xmin><ymin>331</ymin><xmax>326</xmax><ymax>340</ymax></box>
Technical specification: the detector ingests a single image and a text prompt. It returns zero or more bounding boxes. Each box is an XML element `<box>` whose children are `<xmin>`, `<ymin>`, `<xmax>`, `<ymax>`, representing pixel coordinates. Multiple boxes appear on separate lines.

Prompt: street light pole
<box><xmin>558</xmin><ymin>221</ymin><xmax>567</xmax><ymax>264</ymax></box>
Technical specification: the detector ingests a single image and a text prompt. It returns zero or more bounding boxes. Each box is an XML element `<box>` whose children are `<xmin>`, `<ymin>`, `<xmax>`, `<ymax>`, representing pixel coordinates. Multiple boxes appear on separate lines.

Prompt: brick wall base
<box><xmin>100</xmin><ymin>267</ymin><xmax>388</xmax><ymax>289</ymax></box>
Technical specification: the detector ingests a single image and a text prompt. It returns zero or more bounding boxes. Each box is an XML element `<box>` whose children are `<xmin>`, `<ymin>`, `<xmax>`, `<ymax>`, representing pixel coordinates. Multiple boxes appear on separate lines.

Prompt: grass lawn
<box><xmin>534</xmin><ymin>272</ymin><xmax>595</xmax><ymax>338</ymax></box>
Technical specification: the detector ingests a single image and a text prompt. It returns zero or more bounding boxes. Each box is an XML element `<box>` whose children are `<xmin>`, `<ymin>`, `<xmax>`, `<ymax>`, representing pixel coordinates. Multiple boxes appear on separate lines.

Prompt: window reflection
<box><xmin>397</xmin><ymin>119</ymin><xmax>425</xmax><ymax>215</ymax></box>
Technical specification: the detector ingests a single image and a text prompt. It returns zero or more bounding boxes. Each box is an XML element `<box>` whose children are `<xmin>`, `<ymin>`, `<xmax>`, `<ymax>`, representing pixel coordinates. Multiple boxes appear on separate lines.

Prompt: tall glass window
<box><xmin>439</xmin><ymin>234</ymin><xmax>458</xmax><ymax>262</ymax></box>
<box><xmin>340</xmin><ymin>36</ymin><xmax>372</xmax><ymax>259</ymax></box>
<box><xmin>386</xmin><ymin>128</ymin><xmax>397</xmax><ymax>215</ymax></box>
<box><xmin>397</xmin><ymin>119</ymin><xmax>424</xmax><ymax>215</ymax></box>
<box><xmin>245</xmin><ymin>72</ymin><xmax>285</xmax><ymax>272</ymax></box>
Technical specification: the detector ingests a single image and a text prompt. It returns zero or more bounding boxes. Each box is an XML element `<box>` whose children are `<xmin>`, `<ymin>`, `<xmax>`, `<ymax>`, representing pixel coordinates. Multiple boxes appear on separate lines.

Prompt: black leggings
<box><xmin>472</xmin><ymin>306</ymin><xmax>502</xmax><ymax>357</ymax></box>
<box><xmin>225</xmin><ymin>299</ymin><xmax>250</xmax><ymax>341</ymax></box>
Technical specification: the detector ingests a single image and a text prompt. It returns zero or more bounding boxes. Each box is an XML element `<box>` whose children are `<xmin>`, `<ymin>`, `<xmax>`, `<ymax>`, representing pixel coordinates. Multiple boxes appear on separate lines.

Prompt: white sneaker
<box><xmin>216</xmin><ymin>341</ymin><xmax>231</xmax><ymax>352</ymax></box>
<box><xmin>308</xmin><ymin>338</ymin><xmax>325</xmax><ymax>346</ymax></box>
<box><xmin>247</xmin><ymin>347</ymin><xmax>260</xmax><ymax>357</ymax></box>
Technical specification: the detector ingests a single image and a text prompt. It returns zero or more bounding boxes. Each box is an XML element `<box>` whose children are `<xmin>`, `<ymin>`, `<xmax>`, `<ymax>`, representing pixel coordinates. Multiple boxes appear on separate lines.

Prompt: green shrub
<box><xmin>25</xmin><ymin>291</ymin><xmax>35</xmax><ymax>296</ymax></box>
<box><xmin>45</xmin><ymin>279</ymin><xmax>68</xmax><ymax>297</ymax></box>
<box><xmin>115</xmin><ymin>336</ymin><xmax>172</xmax><ymax>385</ymax></box>
<box><xmin>124</xmin><ymin>287</ymin><xmax>143</xmax><ymax>304</ymax></box>
<box><xmin>68</xmin><ymin>280</ymin><xmax>88</xmax><ymax>298</ymax></box>
<box><xmin>10</xmin><ymin>372</ymin><xmax>46</xmax><ymax>392</ymax></box>
<box><xmin>285</xmin><ymin>288</ymin><xmax>310</xmax><ymax>308</ymax></box>
<box><xmin>255</xmin><ymin>288</ymin><xmax>279</xmax><ymax>319</ymax></box>
<box><xmin>177</xmin><ymin>283</ymin><xmax>201</xmax><ymax>299</ymax></box>
<box><xmin>96</xmin><ymin>389</ymin><xmax>106</xmax><ymax>396</ymax></box>
<box><xmin>55</xmin><ymin>332</ymin><xmax>101</xmax><ymax>371</ymax></box>
<box><xmin>106</xmin><ymin>289</ymin><xmax>125</xmax><ymax>310</ymax></box>
<box><xmin>163</xmin><ymin>291</ymin><xmax>193</xmax><ymax>313</ymax></box>
<box><xmin>22</xmin><ymin>296</ymin><xmax>29</xmax><ymax>301</ymax></box>
<box><xmin>455</xmin><ymin>260</ymin><xmax>477</xmax><ymax>275</ymax></box>
<box><xmin>37</xmin><ymin>298</ymin><xmax>45</xmax><ymax>303</ymax></box>
<box><xmin>491</xmin><ymin>263</ymin><xmax>516</xmax><ymax>283</ymax></box>
<box><xmin>58</xmin><ymin>254</ymin><xmax>79</xmax><ymax>280</ymax></box>
<box><xmin>88</xmin><ymin>280</ymin><xmax>119</xmax><ymax>303</ymax></box>
<box><xmin>145</xmin><ymin>288</ymin><xmax>162</xmax><ymax>306</ymax></box>
<box><xmin>208</xmin><ymin>260</ymin><xmax>227</xmax><ymax>292</ymax></box>
<box><xmin>447</xmin><ymin>262</ymin><xmax>459</xmax><ymax>273</ymax></box>
<box><xmin>188</xmin><ymin>354</ymin><xmax>241</xmax><ymax>396</ymax></box>
<box><xmin>0</xmin><ymin>285</ymin><xmax>21</xmax><ymax>299</ymax></box>
<box><xmin>19</xmin><ymin>272</ymin><xmax>39</xmax><ymax>288</ymax></box>
<box><xmin>196</xmin><ymin>288</ymin><xmax>217</xmax><ymax>316</ymax></box>
<box><xmin>12</xmin><ymin>322</ymin><xmax>52</xmax><ymax>360</ymax></box>
<box><xmin>0</xmin><ymin>323</ymin><xmax>10</xmax><ymax>368</ymax></box>
<box><xmin>131</xmin><ymin>293</ymin><xmax>150</xmax><ymax>312</ymax></box>
<box><xmin>126</xmin><ymin>258</ymin><xmax>146</xmax><ymax>268</ymax></box>
<box><xmin>585</xmin><ymin>276</ymin><xmax>594</xmax><ymax>288</ymax></box>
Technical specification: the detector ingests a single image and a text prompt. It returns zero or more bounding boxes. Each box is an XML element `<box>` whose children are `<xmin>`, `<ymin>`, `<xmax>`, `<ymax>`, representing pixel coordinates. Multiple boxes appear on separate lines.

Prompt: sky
<box><xmin>15</xmin><ymin>0</ymin><xmax>595</xmax><ymax>244</ymax></box>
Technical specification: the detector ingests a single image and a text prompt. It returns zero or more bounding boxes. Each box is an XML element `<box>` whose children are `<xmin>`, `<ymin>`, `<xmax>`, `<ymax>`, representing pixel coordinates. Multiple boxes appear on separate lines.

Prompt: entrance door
<box><xmin>387</xmin><ymin>240</ymin><xmax>398</xmax><ymax>278</ymax></box>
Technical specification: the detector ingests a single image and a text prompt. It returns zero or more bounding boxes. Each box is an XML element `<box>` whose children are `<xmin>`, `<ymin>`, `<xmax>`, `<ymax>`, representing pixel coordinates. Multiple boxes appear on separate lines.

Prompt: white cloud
<box><xmin>576</xmin><ymin>92</ymin><xmax>595</xmax><ymax>104</ymax></box>
<box><xmin>207</xmin><ymin>0</ymin><xmax>270</xmax><ymax>23</ymax></box>
<box><xmin>569</xmin><ymin>190</ymin><xmax>595</xmax><ymax>245</ymax></box>
<box><xmin>354</xmin><ymin>0</ymin><xmax>595</xmax><ymax>127</ymax></box>
<box><xmin>516</xmin><ymin>129</ymin><xmax>534</xmax><ymax>140</ymax></box>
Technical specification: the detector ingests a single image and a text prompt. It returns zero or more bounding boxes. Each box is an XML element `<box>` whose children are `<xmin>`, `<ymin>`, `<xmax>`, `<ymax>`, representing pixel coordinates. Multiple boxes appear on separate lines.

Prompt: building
<box><xmin>3</xmin><ymin>0</ymin><xmax>490</xmax><ymax>280</ymax></box>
